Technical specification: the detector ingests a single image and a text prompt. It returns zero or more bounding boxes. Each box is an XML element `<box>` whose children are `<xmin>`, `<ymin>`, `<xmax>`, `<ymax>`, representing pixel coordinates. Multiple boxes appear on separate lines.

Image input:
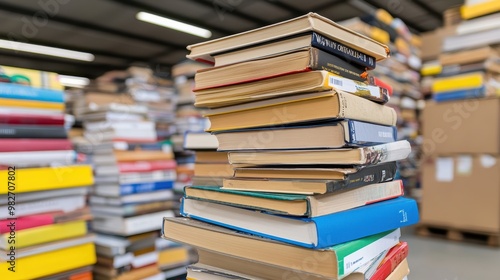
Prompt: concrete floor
<box><xmin>402</xmin><ymin>228</ymin><xmax>500</xmax><ymax>279</ymax></box>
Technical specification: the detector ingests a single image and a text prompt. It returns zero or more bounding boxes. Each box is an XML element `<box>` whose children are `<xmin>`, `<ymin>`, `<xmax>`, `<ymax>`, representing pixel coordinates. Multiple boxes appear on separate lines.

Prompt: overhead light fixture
<box><xmin>0</xmin><ymin>39</ymin><xmax>94</xmax><ymax>62</ymax></box>
<box><xmin>136</xmin><ymin>11</ymin><xmax>212</xmax><ymax>38</ymax></box>
<box><xmin>59</xmin><ymin>75</ymin><xmax>90</xmax><ymax>88</ymax></box>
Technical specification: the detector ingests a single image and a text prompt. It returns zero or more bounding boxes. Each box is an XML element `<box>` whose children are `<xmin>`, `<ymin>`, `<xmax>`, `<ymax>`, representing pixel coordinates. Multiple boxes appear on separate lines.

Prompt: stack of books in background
<box><xmin>0</xmin><ymin>66</ymin><xmax>95</xmax><ymax>279</ymax></box>
<box><xmin>163</xmin><ymin>13</ymin><xmax>419</xmax><ymax>280</ymax></box>
<box><xmin>419</xmin><ymin>4</ymin><xmax>500</xmax><ymax>246</ymax></box>
<box><xmin>340</xmin><ymin>7</ymin><xmax>423</xmax><ymax>202</ymax></box>
<box><xmin>171</xmin><ymin>61</ymin><xmax>209</xmax><ymax>192</ymax></box>
<box><xmin>73</xmin><ymin>67</ymin><xmax>190</xmax><ymax>279</ymax></box>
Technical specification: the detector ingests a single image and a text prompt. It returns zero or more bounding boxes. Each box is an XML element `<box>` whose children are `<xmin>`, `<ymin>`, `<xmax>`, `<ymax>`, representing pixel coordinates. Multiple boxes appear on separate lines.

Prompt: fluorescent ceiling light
<box><xmin>59</xmin><ymin>75</ymin><xmax>90</xmax><ymax>88</ymax></box>
<box><xmin>0</xmin><ymin>39</ymin><xmax>94</xmax><ymax>61</ymax></box>
<box><xmin>136</xmin><ymin>12</ymin><xmax>212</xmax><ymax>38</ymax></box>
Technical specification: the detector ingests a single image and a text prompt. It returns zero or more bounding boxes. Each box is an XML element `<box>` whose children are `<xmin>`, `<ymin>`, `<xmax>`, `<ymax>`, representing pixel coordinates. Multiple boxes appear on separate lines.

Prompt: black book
<box><xmin>0</xmin><ymin>125</ymin><xmax>67</xmax><ymax>138</ymax></box>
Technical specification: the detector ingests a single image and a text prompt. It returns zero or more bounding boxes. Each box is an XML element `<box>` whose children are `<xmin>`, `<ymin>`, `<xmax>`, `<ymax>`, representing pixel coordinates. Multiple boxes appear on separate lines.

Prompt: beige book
<box><xmin>187</xmin><ymin>13</ymin><xmax>389</xmax><ymax>64</ymax></box>
<box><xmin>439</xmin><ymin>46</ymin><xmax>500</xmax><ymax>66</ymax></box>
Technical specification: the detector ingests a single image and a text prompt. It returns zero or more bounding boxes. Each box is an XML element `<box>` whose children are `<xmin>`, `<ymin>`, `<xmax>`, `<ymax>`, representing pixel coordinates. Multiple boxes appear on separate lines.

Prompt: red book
<box><xmin>0</xmin><ymin>139</ymin><xmax>72</xmax><ymax>152</ymax></box>
<box><xmin>118</xmin><ymin>160</ymin><xmax>177</xmax><ymax>173</ymax></box>
<box><xmin>370</xmin><ymin>242</ymin><xmax>409</xmax><ymax>280</ymax></box>
<box><xmin>0</xmin><ymin>214</ymin><xmax>54</xmax><ymax>233</ymax></box>
<box><xmin>371</xmin><ymin>77</ymin><xmax>393</xmax><ymax>96</ymax></box>
<box><xmin>0</xmin><ymin>113</ymin><xmax>65</xmax><ymax>125</ymax></box>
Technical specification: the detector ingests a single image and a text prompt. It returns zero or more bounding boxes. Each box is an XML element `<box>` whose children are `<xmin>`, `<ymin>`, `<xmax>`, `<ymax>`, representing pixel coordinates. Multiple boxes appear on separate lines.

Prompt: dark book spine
<box><xmin>310</xmin><ymin>48</ymin><xmax>367</xmax><ymax>82</ymax></box>
<box><xmin>311</xmin><ymin>32</ymin><xmax>376</xmax><ymax>69</ymax></box>
<box><xmin>347</xmin><ymin>120</ymin><xmax>397</xmax><ymax>146</ymax></box>
<box><xmin>325</xmin><ymin>162</ymin><xmax>397</xmax><ymax>192</ymax></box>
<box><xmin>0</xmin><ymin>125</ymin><xmax>67</xmax><ymax>138</ymax></box>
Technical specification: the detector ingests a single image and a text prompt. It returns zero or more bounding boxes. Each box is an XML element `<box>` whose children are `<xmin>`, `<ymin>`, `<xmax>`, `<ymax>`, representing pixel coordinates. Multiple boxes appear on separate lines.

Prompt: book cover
<box><xmin>0</xmin><ymin>213</ymin><xmax>54</xmax><ymax>234</ymax></box>
<box><xmin>0</xmin><ymin>83</ymin><xmax>64</xmax><ymax>103</ymax></box>
<box><xmin>0</xmin><ymin>139</ymin><xmax>72</xmax><ymax>152</ymax></box>
<box><xmin>0</xmin><ymin>97</ymin><xmax>64</xmax><ymax>111</ymax></box>
<box><xmin>0</xmin><ymin>125</ymin><xmax>67</xmax><ymax>138</ymax></box>
<box><xmin>118</xmin><ymin>160</ymin><xmax>177</xmax><ymax>173</ymax></box>
<box><xmin>0</xmin><ymin>150</ymin><xmax>76</xmax><ymax>167</ymax></box>
<box><xmin>0</xmin><ymin>65</ymin><xmax>63</xmax><ymax>90</ymax></box>
<box><xmin>0</xmin><ymin>112</ymin><xmax>65</xmax><ymax>125</ymax></box>
<box><xmin>180</xmin><ymin>197</ymin><xmax>419</xmax><ymax>248</ymax></box>
<box><xmin>371</xmin><ymin>242</ymin><xmax>409</xmax><ymax>280</ymax></box>
<box><xmin>102</xmin><ymin>181</ymin><xmax>175</xmax><ymax>196</ymax></box>
<box><xmin>433</xmin><ymin>86</ymin><xmax>486</xmax><ymax>102</ymax></box>
<box><xmin>0</xmin><ymin>165</ymin><xmax>93</xmax><ymax>194</ymax></box>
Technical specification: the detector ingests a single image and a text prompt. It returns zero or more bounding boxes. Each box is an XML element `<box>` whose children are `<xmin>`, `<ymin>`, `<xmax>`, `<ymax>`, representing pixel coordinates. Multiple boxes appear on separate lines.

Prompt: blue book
<box><xmin>120</xmin><ymin>180</ymin><xmax>174</xmax><ymax>196</ymax></box>
<box><xmin>0</xmin><ymin>83</ymin><xmax>64</xmax><ymax>103</ymax></box>
<box><xmin>181</xmin><ymin>196</ymin><xmax>419</xmax><ymax>249</ymax></box>
<box><xmin>215</xmin><ymin>120</ymin><xmax>396</xmax><ymax>151</ymax></box>
<box><xmin>434</xmin><ymin>86</ymin><xmax>485</xmax><ymax>102</ymax></box>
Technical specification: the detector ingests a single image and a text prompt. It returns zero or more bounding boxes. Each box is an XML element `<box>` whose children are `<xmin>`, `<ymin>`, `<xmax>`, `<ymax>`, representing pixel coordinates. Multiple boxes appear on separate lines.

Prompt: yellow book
<box><xmin>0</xmin><ymin>165</ymin><xmax>93</xmax><ymax>194</ymax></box>
<box><xmin>461</xmin><ymin>0</ymin><xmax>500</xmax><ymax>19</ymax></box>
<box><xmin>0</xmin><ymin>97</ymin><xmax>64</xmax><ymax>111</ymax></box>
<box><xmin>432</xmin><ymin>72</ymin><xmax>484</xmax><ymax>93</ymax></box>
<box><xmin>158</xmin><ymin>246</ymin><xmax>190</xmax><ymax>268</ymax></box>
<box><xmin>376</xmin><ymin>9</ymin><xmax>394</xmax><ymax>25</ymax></box>
<box><xmin>421</xmin><ymin>64</ymin><xmax>442</xmax><ymax>76</ymax></box>
<box><xmin>0</xmin><ymin>242</ymin><xmax>95</xmax><ymax>280</ymax></box>
<box><xmin>0</xmin><ymin>65</ymin><xmax>63</xmax><ymax>90</ymax></box>
<box><xmin>0</xmin><ymin>220</ymin><xmax>87</xmax><ymax>249</ymax></box>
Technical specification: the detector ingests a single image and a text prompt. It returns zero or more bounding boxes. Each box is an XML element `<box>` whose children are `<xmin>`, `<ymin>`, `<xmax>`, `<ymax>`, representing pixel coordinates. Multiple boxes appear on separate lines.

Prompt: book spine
<box><xmin>347</xmin><ymin>120</ymin><xmax>396</xmax><ymax>146</ymax></box>
<box><xmin>0</xmin><ymin>214</ymin><xmax>54</xmax><ymax>234</ymax></box>
<box><xmin>326</xmin><ymin>162</ymin><xmax>397</xmax><ymax>193</ymax></box>
<box><xmin>336</xmin><ymin>91</ymin><xmax>397</xmax><ymax>126</ymax></box>
<box><xmin>314</xmin><ymin>197</ymin><xmax>419</xmax><ymax>248</ymax></box>
<box><xmin>311</xmin><ymin>32</ymin><xmax>376</xmax><ymax>69</ymax></box>
<box><xmin>118</xmin><ymin>160</ymin><xmax>177</xmax><ymax>173</ymax></box>
<box><xmin>0</xmin><ymin>125</ymin><xmax>67</xmax><ymax>138</ymax></box>
<box><xmin>0</xmin><ymin>83</ymin><xmax>64</xmax><ymax>103</ymax></box>
<box><xmin>0</xmin><ymin>113</ymin><xmax>65</xmax><ymax>125</ymax></box>
<box><xmin>370</xmin><ymin>242</ymin><xmax>409</xmax><ymax>280</ymax></box>
<box><xmin>433</xmin><ymin>86</ymin><xmax>485</xmax><ymax>102</ymax></box>
<box><xmin>310</xmin><ymin>48</ymin><xmax>367</xmax><ymax>82</ymax></box>
<box><xmin>0</xmin><ymin>139</ymin><xmax>72</xmax><ymax>152</ymax></box>
<box><xmin>120</xmin><ymin>180</ymin><xmax>174</xmax><ymax>196</ymax></box>
<box><xmin>327</xmin><ymin>75</ymin><xmax>389</xmax><ymax>104</ymax></box>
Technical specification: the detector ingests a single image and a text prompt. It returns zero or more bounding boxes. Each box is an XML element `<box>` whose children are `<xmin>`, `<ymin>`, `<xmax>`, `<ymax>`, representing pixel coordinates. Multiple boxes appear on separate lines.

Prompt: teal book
<box><xmin>184</xmin><ymin>180</ymin><xmax>403</xmax><ymax>217</ymax></box>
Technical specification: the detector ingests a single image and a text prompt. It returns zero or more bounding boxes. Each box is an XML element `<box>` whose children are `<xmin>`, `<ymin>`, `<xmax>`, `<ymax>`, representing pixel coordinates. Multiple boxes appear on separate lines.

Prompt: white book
<box><xmin>92</xmin><ymin>210</ymin><xmax>175</xmax><ymax>235</ymax></box>
<box><xmin>0</xmin><ymin>195</ymin><xmax>85</xmax><ymax>219</ymax></box>
<box><xmin>0</xmin><ymin>150</ymin><xmax>76</xmax><ymax>167</ymax></box>
<box><xmin>132</xmin><ymin>251</ymin><xmax>158</xmax><ymax>268</ymax></box>
<box><xmin>84</xmin><ymin>120</ymin><xmax>155</xmax><ymax>132</ymax></box>
<box><xmin>0</xmin><ymin>187</ymin><xmax>88</xmax><ymax>205</ymax></box>
<box><xmin>444</xmin><ymin>28</ymin><xmax>500</xmax><ymax>52</ymax></box>
<box><xmin>119</xmin><ymin>170</ymin><xmax>177</xmax><ymax>184</ymax></box>
<box><xmin>90</xmin><ymin>190</ymin><xmax>174</xmax><ymax>206</ymax></box>
<box><xmin>456</xmin><ymin>13</ymin><xmax>500</xmax><ymax>35</ymax></box>
<box><xmin>184</xmin><ymin>132</ymin><xmax>219</xmax><ymax>150</ymax></box>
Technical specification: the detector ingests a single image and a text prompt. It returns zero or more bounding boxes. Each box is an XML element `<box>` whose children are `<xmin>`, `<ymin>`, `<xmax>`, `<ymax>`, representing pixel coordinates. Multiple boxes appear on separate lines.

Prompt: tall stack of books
<box><xmin>420</xmin><ymin>5</ymin><xmax>500</xmax><ymax>244</ymax></box>
<box><xmin>340</xmin><ymin>8</ymin><xmax>423</xmax><ymax>200</ymax></box>
<box><xmin>0</xmin><ymin>66</ymin><xmax>95</xmax><ymax>279</ymax></box>
<box><xmin>74</xmin><ymin>68</ymin><xmax>189</xmax><ymax>279</ymax></box>
<box><xmin>162</xmin><ymin>13</ymin><xmax>419</xmax><ymax>280</ymax></box>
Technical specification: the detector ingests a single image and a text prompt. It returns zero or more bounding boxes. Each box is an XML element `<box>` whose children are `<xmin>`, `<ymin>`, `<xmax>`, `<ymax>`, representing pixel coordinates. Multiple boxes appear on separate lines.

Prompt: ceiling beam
<box><xmin>186</xmin><ymin>0</ymin><xmax>270</xmax><ymax>25</ymax></box>
<box><xmin>0</xmin><ymin>2</ymin><xmax>186</xmax><ymax>52</ymax></box>
<box><xmin>263</xmin><ymin>0</ymin><xmax>344</xmax><ymax>18</ymax></box>
<box><xmin>106</xmin><ymin>0</ymin><xmax>234</xmax><ymax>35</ymax></box>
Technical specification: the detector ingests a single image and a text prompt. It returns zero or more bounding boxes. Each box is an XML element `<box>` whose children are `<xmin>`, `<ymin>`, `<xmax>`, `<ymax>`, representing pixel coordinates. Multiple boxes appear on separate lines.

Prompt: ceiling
<box><xmin>0</xmin><ymin>0</ymin><xmax>464</xmax><ymax>78</ymax></box>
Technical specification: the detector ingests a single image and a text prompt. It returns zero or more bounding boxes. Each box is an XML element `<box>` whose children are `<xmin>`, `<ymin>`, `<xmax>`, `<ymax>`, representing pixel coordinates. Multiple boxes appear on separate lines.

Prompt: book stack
<box><xmin>340</xmin><ymin>8</ymin><xmax>423</xmax><ymax>201</ymax></box>
<box><xmin>420</xmin><ymin>5</ymin><xmax>500</xmax><ymax>242</ymax></box>
<box><xmin>171</xmin><ymin>61</ymin><xmax>210</xmax><ymax>192</ymax></box>
<box><xmin>75</xmin><ymin>69</ymin><xmax>189</xmax><ymax>279</ymax></box>
<box><xmin>162</xmin><ymin>13</ymin><xmax>419</xmax><ymax>280</ymax></box>
<box><xmin>0</xmin><ymin>65</ymin><xmax>95</xmax><ymax>279</ymax></box>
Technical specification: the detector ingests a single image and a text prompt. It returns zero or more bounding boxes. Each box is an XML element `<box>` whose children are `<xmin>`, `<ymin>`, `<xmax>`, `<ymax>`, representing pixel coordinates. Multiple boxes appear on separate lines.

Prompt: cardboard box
<box><xmin>420</xmin><ymin>26</ymin><xmax>456</xmax><ymax>61</ymax></box>
<box><xmin>422</xmin><ymin>98</ymin><xmax>500</xmax><ymax>155</ymax></box>
<box><xmin>421</xmin><ymin>155</ymin><xmax>500</xmax><ymax>233</ymax></box>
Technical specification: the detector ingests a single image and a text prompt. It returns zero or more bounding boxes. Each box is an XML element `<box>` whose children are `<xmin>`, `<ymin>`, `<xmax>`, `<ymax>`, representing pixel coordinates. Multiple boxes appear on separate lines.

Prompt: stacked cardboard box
<box><xmin>420</xmin><ymin>5</ymin><xmax>500</xmax><ymax>241</ymax></box>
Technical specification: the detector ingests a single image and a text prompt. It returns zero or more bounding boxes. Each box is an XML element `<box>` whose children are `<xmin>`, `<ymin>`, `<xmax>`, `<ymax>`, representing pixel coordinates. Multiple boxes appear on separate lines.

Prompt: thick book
<box><xmin>214</xmin><ymin>32</ymin><xmax>376</xmax><ymax>69</ymax></box>
<box><xmin>183</xmin><ymin>132</ymin><xmax>219</xmax><ymax>150</ymax></box>
<box><xmin>185</xmin><ymin>180</ymin><xmax>403</xmax><ymax>217</ymax></box>
<box><xmin>432</xmin><ymin>72</ymin><xmax>498</xmax><ymax>94</ymax></box>
<box><xmin>92</xmin><ymin>210</ymin><xmax>175</xmax><ymax>236</ymax></box>
<box><xmin>180</xmin><ymin>197</ymin><xmax>418</xmax><ymax>248</ymax></box>
<box><xmin>0</xmin><ymin>150</ymin><xmax>76</xmax><ymax>167</ymax></box>
<box><xmin>0</xmin><ymin>83</ymin><xmax>64</xmax><ymax>102</ymax></box>
<box><xmin>194</xmin><ymin>163</ymin><xmax>233</xmax><ymax>178</ymax></box>
<box><xmin>443</xmin><ymin>28</ymin><xmax>500</xmax><ymax>52</ymax></box>
<box><xmin>0</xmin><ymin>242</ymin><xmax>95</xmax><ymax>280</ymax></box>
<box><xmin>195</xmin><ymin>47</ymin><xmax>367</xmax><ymax>89</ymax></box>
<box><xmin>162</xmin><ymin>217</ymin><xmax>400</xmax><ymax>278</ymax></box>
<box><xmin>371</xmin><ymin>242</ymin><xmax>409</xmax><ymax>280</ymax></box>
<box><xmin>227</xmin><ymin>140</ymin><xmax>410</xmax><ymax>166</ymax></box>
<box><xmin>233</xmin><ymin>161</ymin><xmax>396</xmax><ymax>181</ymax></box>
<box><xmin>385</xmin><ymin>258</ymin><xmax>409</xmax><ymax>280</ymax></box>
<box><xmin>0</xmin><ymin>165</ymin><xmax>93</xmax><ymax>194</ymax></box>
<box><xmin>0</xmin><ymin>220</ymin><xmax>87</xmax><ymax>249</ymax></box>
<box><xmin>214</xmin><ymin>120</ymin><xmax>396</xmax><ymax>151</ymax></box>
<box><xmin>205</xmin><ymin>91</ymin><xmax>397</xmax><ymax>132</ymax></box>
<box><xmin>94</xmin><ymin>180</ymin><xmax>175</xmax><ymax>197</ymax></box>
<box><xmin>195</xmin><ymin>151</ymin><xmax>229</xmax><ymax>163</ymax></box>
<box><xmin>0</xmin><ymin>97</ymin><xmax>64</xmax><ymax>111</ymax></box>
<box><xmin>461</xmin><ymin>0</ymin><xmax>500</xmax><ymax>19</ymax></box>
<box><xmin>90</xmin><ymin>190</ymin><xmax>174</xmax><ymax>206</ymax></box>
<box><xmin>439</xmin><ymin>46</ymin><xmax>499</xmax><ymax>66</ymax></box>
<box><xmin>118</xmin><ymin>160</ymin><xmax>177</xmax><ymax>173</ymax></box>
<box><xmin>0</xmin><ymin>112</ymin><xmax>64</xmax><ymax>125</ymax></box>
<box><xmin>0</xmin><ymin>139</ymin><xmax>72</xmax><ymax>152</ymax></box>
<box><xmin>224</xmin><ymin>162</ymin><xmax>397</xmax><ymax>194</ymax></box>
<box><xmin>187</xmin><ymin>13</ymin><xmax>390</xmax><ymax>64</ymax></box>
<box><xmin>433</xmin><ymin>87</ymin><xmax>486</xmax><ymax>102</ymax></box>
<box><xmin>0</xmin><ymin>124</ymin><xmax>67</xmax><ymax>138</ymax></box>
<box><xmin>195</xmin><ymin>71</ymin><xmax>389</xmax><ymax>108</ymax></box>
